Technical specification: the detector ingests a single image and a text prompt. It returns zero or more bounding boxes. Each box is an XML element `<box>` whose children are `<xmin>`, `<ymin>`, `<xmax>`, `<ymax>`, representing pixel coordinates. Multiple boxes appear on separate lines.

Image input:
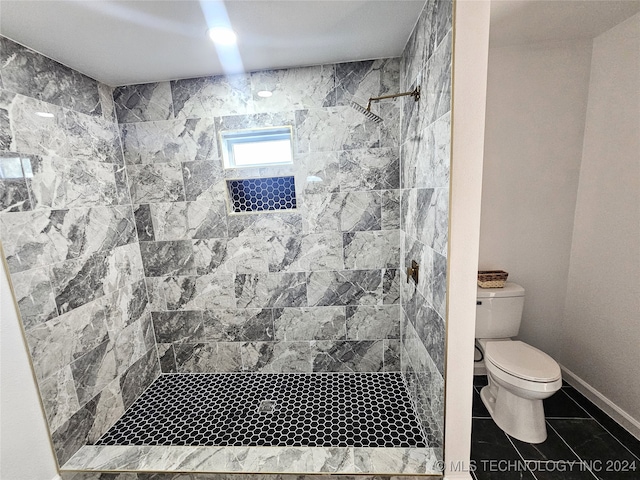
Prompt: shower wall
<box><xmin>399</xmin><ymin>0</ymin><xmax>452</xmax><ymax>452</ymax></box>
<box><xmin>0</xmin><ymin>37</ymin><xmax>160</xmax><ymax>465</ymax></box>
<box><xmin>113</xmin><ymin>59</ymin><xmax>403</xmax><ymax>374</ymax></box>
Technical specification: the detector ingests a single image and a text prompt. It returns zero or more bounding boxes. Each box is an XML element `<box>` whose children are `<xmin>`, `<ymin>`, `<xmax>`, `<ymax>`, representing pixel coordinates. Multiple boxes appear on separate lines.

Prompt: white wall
<box><xmin>479</xmin><ymin>39</ymin><xmax>593</xmax><ymax>358</ymax></box>
<box><xmin>0</xmin><ymin>258</ymin><xmax>59</xmax><ymax>480</ymax></box>
<box><xmin>561</xmin><ymin>13</ymin><xmax>640</xmax><ymax>426</ymax></box>
<box><xmin>445</xmin><ymin>1</ymin><xmax>490</xmax><ymax>478</ymax></box>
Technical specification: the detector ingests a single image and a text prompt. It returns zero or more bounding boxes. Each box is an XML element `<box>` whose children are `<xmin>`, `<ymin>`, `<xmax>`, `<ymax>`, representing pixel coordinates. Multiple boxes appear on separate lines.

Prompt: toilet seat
<box><xmin>485</xmin><ymin>340</ymin><xmax>561</xmax><ymax>383</ymax></box>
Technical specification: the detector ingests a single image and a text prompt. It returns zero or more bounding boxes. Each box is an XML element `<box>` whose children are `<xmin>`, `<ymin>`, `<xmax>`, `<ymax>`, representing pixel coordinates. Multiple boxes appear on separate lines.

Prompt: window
<box><xmin>221</xmin><ymin>126</ymin><xmax>293</xmax><ymax>169</ymax></box>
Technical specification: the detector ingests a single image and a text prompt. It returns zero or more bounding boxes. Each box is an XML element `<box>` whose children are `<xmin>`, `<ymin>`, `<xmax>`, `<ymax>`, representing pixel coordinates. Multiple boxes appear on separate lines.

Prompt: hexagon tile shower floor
<box><xmin>96</xmin><ymin>372</ymin><xmax>428</xmax><ymax>448</ymax></box>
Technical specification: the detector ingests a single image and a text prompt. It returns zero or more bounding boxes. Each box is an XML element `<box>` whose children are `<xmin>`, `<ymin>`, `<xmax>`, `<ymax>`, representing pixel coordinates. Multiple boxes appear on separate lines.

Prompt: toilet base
<box><xmin>480</xmin><ymin>382</ymin><xmax>548</xmax><ymax>444</ymax></box>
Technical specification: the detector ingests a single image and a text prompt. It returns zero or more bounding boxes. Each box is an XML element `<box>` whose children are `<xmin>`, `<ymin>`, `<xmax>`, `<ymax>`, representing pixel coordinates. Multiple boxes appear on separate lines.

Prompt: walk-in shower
<box><xmin>0</xmin><ymin>0</ymin><xmax>452</xmax><ymax>476</ymax></box>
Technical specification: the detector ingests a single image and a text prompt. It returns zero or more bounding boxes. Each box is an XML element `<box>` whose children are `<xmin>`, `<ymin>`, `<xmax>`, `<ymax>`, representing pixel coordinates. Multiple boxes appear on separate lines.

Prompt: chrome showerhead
<box><xmin>350</xmin><ymin>101</ymin><xmax>384</xmax><ymax>124</ymax></box>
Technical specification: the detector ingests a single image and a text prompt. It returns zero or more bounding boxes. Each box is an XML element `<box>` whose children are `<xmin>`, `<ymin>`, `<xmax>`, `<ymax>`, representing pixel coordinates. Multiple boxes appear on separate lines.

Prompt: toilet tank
<box><xmin>475</xmin><ymin>282</ymin><xmax>525</xmax><ymax>338</ymax></box>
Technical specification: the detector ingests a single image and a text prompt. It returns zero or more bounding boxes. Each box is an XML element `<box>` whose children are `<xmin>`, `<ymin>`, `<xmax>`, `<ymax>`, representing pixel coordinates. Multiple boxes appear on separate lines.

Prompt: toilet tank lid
<box><xmin>477</xmin><ymin>282</ymin><xmax>524</xmax><ymax>298</ymax></box>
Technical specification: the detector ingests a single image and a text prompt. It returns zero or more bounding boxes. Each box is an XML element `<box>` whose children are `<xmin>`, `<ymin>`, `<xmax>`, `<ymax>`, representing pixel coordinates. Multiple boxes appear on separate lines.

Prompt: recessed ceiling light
<box><xmin>35</xmin><ymin>111</ymin><xmax>54</xmax><ymax>118</ymax></box>
<box><xmin>207</xmin><ymin>27</ymin><xmax>237</xmax><ymax>45</ymax></box>
<box><xmin>257</xmin><ymin>90</ymin><xmax>273</xmax><ymax>98</ymax></box>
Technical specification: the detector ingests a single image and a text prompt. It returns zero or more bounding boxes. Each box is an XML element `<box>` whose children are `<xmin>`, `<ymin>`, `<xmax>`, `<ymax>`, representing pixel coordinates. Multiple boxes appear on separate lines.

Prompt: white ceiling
<box><xmin>0</xmin><ymin>0</ymin><xmax>425</xmax><ymax>86</ymax></box>
<box><xmin>490</xmin><ymin>0</ymin><xmax>640</xmax><ymax>48</ymax></box>
<box><xmin>0</xmin><ymin>0</ymin><xmax>638</xmax><ymax>87</ymax></box>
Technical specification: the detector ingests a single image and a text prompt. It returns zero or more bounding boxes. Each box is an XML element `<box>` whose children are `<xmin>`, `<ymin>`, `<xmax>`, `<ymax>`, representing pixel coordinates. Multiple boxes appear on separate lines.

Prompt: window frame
<box><xmin>220</xmin><ymin>125</ymin><xmax>294</xmax><ymax>169</ymax></box>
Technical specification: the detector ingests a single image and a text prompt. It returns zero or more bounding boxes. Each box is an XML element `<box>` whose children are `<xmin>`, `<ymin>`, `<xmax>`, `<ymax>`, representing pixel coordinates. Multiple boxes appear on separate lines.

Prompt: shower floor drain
<box><xmin>96</xmin><ymin>372</ymin><xmax>427</xmax><ymax>448</ymax></box>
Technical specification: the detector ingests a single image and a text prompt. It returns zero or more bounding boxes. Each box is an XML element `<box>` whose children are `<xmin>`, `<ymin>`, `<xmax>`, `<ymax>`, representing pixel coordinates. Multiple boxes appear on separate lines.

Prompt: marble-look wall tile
<box><xmin>51</xmin><ymin>393</ymin><xmax>101</xmax><ymax>465</ymax></box>
<box><xmin>241</xmin><ymin>341</ymin><xmax>312</xmax><ymax>373</ymax></box>
<box><xmin>0</xmin><ymin>90</ymin><xmax>14</xmax><ymax>151</ymax></box>
<box><xmin>334</xmin><ymin>58</ymin><xmax>400</xmax><ymax>106</ymax></box>
<box><xmin>26</xmin><ymin>155</ymin><xmax>119</xmax><ymax>209</ymax></box>
<box><xmin>150</xmin><ymin>197</ymin><xmax>227</xmax><ymax>241</ymax></box>
<box><xmin>121</xmin><ymin>117</ymin><xmax>218</xmax><ymax>165</ymax></box>
<box><xmin>113</xmin><ymin>82</ymin><xmax>173</xmax><ymax>123</ymax></box>
<box><xmin>0</xmin><ymin>206</ymin><xmax>136</xmax><ymax>272</ymax></box>
<box><xmin>51</xmin><ymin>242</ymin><xmax>144</xmax><ymax>313</ymax></box>
<box><xmin>174</xmin><ymin>342</ymin><xmax>243</xmax><ymax>373</ymax></box>
<box><xmin>304</xmin><ymin>192</ymin><xmax>381</xmax><ymax>234</ymax></box>
<box><xmin>273</xmin><ymin>306</ymin><xmax>346</xmax><ymax>341</ymax></box>
<box><xmin>382</xmin><ymin>189</ymin><xmax>401</xmax><ymax>230</ymax></box>
<box><xmin>162</xmin><ymin>274</ymin><xmax>235</xmax><ymax>310</ymax></box>
<box><xmin>119</xmin><ymin>348</ymin><xmax>161</xmax><ymax>410</ymax></box>
<box><xmin>307</xmin><ymin>270</ymin><xmax>382</xmax><ymax>307</ymax></box>
<box><xmin>172</xmin><ymin>74</ymin><xmax>252</xmax><ymax>119</ymax></box>
<box><xmin>383</xmin><ymin>268</ymin><xmax>401</xmax><ymax>305</ymax></box>
<box><xmin>87</xmin><ymin>377</ymin><xmax>126</xmax><ymax>444</ymax></box>
<box><xmin>151</xmin><ymin>310</ymin><xmax>205</xmax><ymax>344</ymax></box>
<box><xmin>64</xmin><ymin>110</ymin><xmax>123</xmax><ymax>164</ymax></box>
<box><xmin>227</xmin><ymin>212</ymin><xmax>303</xmax><ymax>238</ymax></box>
<box><xmin>26</xmin><ymin>300</ymin><xmax>109</xmax><ymax>381</ymax></box>
<box><xmin>251</xmin><ymin>65</ymin><xmax>335</xmax><ymax>112</ymax></box>
<box><xmin>2</xmin><ymin>93</ymin><xmax>69</xmax><ymax>157</ymax></box>
<box><xmin>423</xmin><ymin>30</ymin><xmax>452</xmax><ymax>125</ymax></box>
<box><xmin>432</xmin><ymin>251</ymin><xmax>447</xmax><ymax>320</ymax></box>
<box><xmin>235</xmin><ymin>272</ymin><xmax>307</xmax><ymax>308</ymax></box>
<box><xmin>157</xmin><ymin>343</ymin><xmax>177</xmax><ymax>373</ymax></box>
<box><xmin>126</xmin><ymin>162</ymin><xmax>186</xmax><ymax>204</ymax></box>
<box><xmin>133</xmin><ymin>204</ymin><xmax>155</xmax><ymax>241</ymax></box>
<box><xmin>0</xmin><ymin>37</ymin><xmax>101</xmax><ymax>116</ymax></box>
<box><xmin>0</xmin><ymin>205</ymin><xmax>136</xmax><ymax>272</ymax></box>
<box><xmin>139</xmin><ymin>240</ymin><xmax>196</xmax><ymax>277</ymax></box>
<box><xmin>345</xmin><ymin>305</ymin><xmax>400</xmax><ymax>340</ymax></box>
<box><xmin>182</xmin><ymin>160</ymin><xmax>224</xmax><ymax>201</ymax></box>
<box><xmin>343</xmin><ymin>230</ymin><xmax>400</xmax><ymax>270</ymax></box>
<box><xmin>39</xmin><ymin>365</ymin><xmax>80</xmax><ymax>432</ymax></box>
<box><xmin>339</xmin><ymin>148</ymin><xmax>399</xmax><ymax>191</ymax></box>
<box><xmin>205</xmin><ymin>308</ymin><xmax>273</xmax><ymax>342</ymax></box>
<box><xmin>9</xmin><ymin>265</ymin><xmax>58</xmax><ymax>328</ymax></box>
<box><xmin>269</xmin><ymin>232</ymin><xmax>344</xmax><ymax>273</ymax></box>
<box><xmin>311</xmin><ymin>340</ymin><xmax>384</xmax><ymax>372</ymax></box>
<box><xmin>415</xmin><ymin>302</ymin><xmax>445</xmax><ymax>376</ymax></box>
<box><xmin>97</xmin><ymin>83</ymin><xmax>117</xmax><ymax>123</ymax></box>
<box><xmin>294</xmin><ymin>151</ymin><xmax>340</xmax><ymax>194</ymax></box>
<box><xmin>401</xmin><ymin>1</ymin><xmax>437</xmax><ymax>90</ymax></box>
<box><xmin>295</xmin><ymin>107</ymin><xmax>383</xmax><ymax>153</ymax></box>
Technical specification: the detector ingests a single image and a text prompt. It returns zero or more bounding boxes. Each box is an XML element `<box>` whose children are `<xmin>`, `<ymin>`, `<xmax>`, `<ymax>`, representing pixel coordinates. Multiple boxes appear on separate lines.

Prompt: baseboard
<box><xmin>561</xmin><ymin>365</ymin><xmax>640</xmax><ymax>440</ymax></box>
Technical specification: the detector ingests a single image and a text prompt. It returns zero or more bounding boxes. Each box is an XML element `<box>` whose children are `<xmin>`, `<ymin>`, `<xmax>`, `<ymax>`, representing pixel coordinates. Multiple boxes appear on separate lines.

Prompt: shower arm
<box><xmin>365</xmin><ymin>86</ymin><xmax>420</xmax><ymax>112</ymax></box>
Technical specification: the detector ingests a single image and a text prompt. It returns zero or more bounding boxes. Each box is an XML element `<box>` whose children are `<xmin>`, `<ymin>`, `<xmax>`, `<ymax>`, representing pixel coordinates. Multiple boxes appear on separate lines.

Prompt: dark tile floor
<box><xmin>96</xmin><ymin>372</ymin><xmax>427</xmax><ymax>448</ymax></box>
<box><xmin>471</xmin><ymin>375</ymin><xmax>640</xmax><ymax>480</ymax></box>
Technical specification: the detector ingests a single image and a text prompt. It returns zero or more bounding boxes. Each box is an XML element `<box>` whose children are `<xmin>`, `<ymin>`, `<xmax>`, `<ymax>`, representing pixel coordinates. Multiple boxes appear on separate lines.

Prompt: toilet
<box><xmin>475</xmin><ymin>282</ymin><xmax>562</xmax><ymax>443</ymax></box>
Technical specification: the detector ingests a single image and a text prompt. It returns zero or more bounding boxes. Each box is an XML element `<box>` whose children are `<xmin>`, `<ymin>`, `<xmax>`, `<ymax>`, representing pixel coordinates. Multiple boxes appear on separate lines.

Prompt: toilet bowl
<box><xmin>478</xmin><ymin>339</ymin><xmax>561</xmax><ymax>443</ymax></box>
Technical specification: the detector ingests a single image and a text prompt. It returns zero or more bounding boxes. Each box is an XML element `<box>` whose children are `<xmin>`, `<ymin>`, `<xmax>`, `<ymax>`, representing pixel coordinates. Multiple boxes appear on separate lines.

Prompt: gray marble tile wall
<box><xmin>0</xmin><ymin>37</ymin><xmax>160</xmax><ymax>465</ymax></box>
<box><xmin>113</xmin><ymin>59</ymin><xmax>403</xmax><ymax>375</ymax></box>
<box><xmin>62</xmin><ymin>474</ymin><xmax>441</xmax><ymax>480</ymax></box>
<box><xmin>398</xmin><ymin>0</ymin><xmax>452</xmax><ymax>456</ymax></box>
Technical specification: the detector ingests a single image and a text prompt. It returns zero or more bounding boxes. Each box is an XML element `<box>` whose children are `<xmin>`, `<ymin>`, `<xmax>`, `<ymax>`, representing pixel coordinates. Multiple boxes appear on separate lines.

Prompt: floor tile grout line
<box><xmin>553</xmin><ymin>396</ymin><xmax>640</xmax><ymax>463</ymax></box>
<box><xmin>505</xmin><ymin>433</ymin><xmax>540</xmax><ymax>480</ymax></box>
<box><xmin>545</xmin><ymin>420</ymin><xmax>600</xmax><ymax>480</ymax></box>
<box><xmin>560</xmin><ymin>387</ymin><xmax>598</xmax><ymax>419</ymax></box>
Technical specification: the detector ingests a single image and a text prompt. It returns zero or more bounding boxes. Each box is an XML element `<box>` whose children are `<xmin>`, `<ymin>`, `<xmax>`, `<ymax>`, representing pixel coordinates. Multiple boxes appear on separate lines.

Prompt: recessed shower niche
<box><xmin>0</xmin><ymin>0</ymin><xmax>452</xmax><ymax>476</ymax></box>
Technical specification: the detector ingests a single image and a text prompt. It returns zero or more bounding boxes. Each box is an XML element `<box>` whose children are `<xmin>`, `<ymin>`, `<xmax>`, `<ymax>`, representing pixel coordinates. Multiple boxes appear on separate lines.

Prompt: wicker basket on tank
<box><xmin>478</xmin><ymin>270</ymin><xmax>509</xmax><ymax>288</ymax></box>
